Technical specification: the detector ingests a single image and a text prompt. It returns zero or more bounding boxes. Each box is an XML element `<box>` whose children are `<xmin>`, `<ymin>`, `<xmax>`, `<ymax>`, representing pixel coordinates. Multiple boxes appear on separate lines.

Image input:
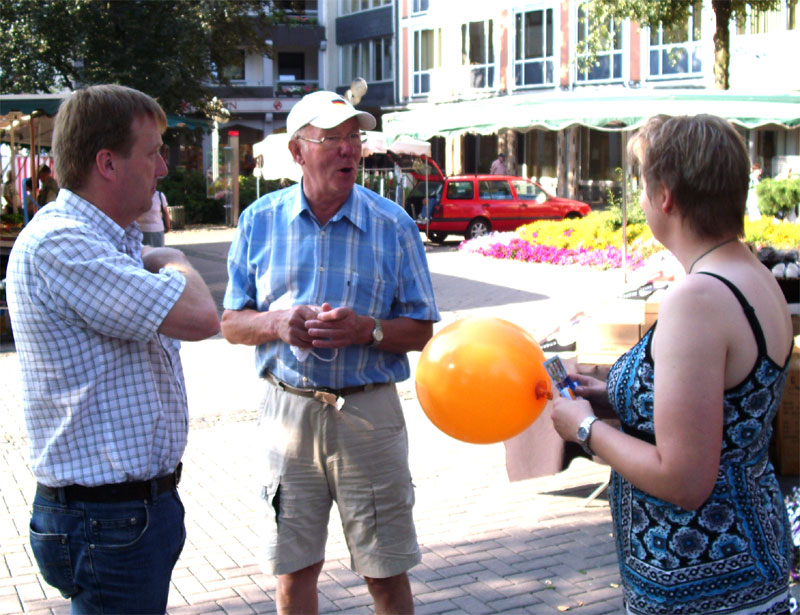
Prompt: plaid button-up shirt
<box><xmin>223</xmin><ymin>182</ymin><xmax>440</xmax><ymax>389</ymax></box>
<box><xmin>6</xmin><ymin>190</ymin><xmax>188</xmax><ymax>487</ymax></box>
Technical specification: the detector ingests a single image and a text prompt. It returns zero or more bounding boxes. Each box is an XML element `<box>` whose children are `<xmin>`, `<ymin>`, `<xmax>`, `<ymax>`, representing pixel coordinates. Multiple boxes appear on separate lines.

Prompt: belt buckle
<box><xmin>314</xmin><ymin>390</ymin><xmax>345</xmax><ymax>410</ymax></box>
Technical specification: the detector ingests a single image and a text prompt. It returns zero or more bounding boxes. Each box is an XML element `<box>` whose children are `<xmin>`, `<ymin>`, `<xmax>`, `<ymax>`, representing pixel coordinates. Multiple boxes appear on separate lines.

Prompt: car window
<box><xmin>446</xmin><ymin>181</ymin><xmax>474</xmax><ymax>200</ymax></box>
<box><xmin>408</xmin><ymin>180</ymin><xmax>443</xmax><ymax>199</ymax></box>
<box><xmin>512</xmin><ymin>180</ymin><xmax>547</xmax><ymax>202</ymax></box>
<box><xmin>479</xmin><ymin>180</ymin><xmax>513</xmax><ymax>200</ymax></box>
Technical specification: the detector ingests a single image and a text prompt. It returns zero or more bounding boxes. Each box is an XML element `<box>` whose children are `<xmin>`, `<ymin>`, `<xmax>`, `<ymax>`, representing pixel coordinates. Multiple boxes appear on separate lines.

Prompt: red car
<box><xmin>407</xmin><ymin>159</ymin><xmax>591</xmax><ymax>243</ymax></box>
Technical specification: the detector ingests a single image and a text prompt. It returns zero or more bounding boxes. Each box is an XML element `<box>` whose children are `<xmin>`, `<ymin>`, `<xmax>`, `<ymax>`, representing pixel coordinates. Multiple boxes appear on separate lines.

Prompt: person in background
<box><xmin>138</xmin><ymin>188</ymin><xmax>171</xmax><ymax>247</ymax></box>
<box><xmin>6</xmin><ymin>84</ymin><xmax>220</xmax><ymax>614</ymax></box>
<box><xmin>551</xmin><ymin>114</ymin><xmax>793</xmax><ymax>615</ymax></box>
<box><xmin>490</xmin><ymin>152</ymin><xmax>507</xmax><ymax>175</ymax></box>
<box><xmin>21</xmin><ymin>178</ymin><xmax>38</xmax><ymax>223</ymax></box>
<box><xmin>746</xmin><ymin>161</ymin><xmax>762</xmax><ymax>220</ymax></box>
<box><xmin>37</xmin><ymin>164</ymin><xmax>59</xmax><ymax>207</ymax></box>
<box><xmin>221</xmin><ymin>90</ymin><xmax>440</xmax><ymax>615</ymax></box>
<box><xmin>3</xmin><ymin>170</ymin><xmax>20</xmax><ymax>215</ymax></box>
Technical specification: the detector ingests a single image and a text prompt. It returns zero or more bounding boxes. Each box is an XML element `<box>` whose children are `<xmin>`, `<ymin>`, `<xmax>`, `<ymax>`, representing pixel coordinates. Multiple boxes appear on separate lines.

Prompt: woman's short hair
<box><xmin>629</xmin><ymin>114</ymin><xmax>750</xmax><ymax>238</ymax></box>
<box><xmin>53</xmin><ymin>84</ymin><xmax>167</xmax><ymax>191</ymax></box>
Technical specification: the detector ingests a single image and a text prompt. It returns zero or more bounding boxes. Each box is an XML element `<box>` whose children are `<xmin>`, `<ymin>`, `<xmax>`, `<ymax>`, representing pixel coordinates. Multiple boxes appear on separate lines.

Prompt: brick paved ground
<box><xmin>2</xmin><ymin>226</ymin><xmax>789</xmax><ymax>614</ymax></box>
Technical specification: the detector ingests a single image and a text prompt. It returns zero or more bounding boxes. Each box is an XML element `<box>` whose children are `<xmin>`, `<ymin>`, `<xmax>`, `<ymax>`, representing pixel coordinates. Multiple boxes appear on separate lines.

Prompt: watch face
<box><xmin>578</xmin><ymin>426</ymin><xmax>588</xmax><ymax>442</ymax></box>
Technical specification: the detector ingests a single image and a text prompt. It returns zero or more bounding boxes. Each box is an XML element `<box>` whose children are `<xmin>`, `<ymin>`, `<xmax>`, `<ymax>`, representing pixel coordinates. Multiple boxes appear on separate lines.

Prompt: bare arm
<box><xmin>142</xmin><ymin>247</ymin><xmax>220</xmax><ymax>341</ymax></box>
<box><xmin>221</xmin><ymin>305</ymin><xmax>319</xmax><ymax>347</ymax></box>
<box><xmin>222</xmin><ymin>302</ymin><xmax>433</xmax><ymax>353</ymax></box>
<box><xmin>552</xmin><ymin>282</ymin><xmax>725</xmax><ymax>509</ymax></box>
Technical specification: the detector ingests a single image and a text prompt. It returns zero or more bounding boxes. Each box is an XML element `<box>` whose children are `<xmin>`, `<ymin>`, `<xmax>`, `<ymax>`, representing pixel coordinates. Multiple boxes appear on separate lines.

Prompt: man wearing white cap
<box><xmin>221</xmin><ymin>90</ymin><xmax>440</xmax><ymax>613</ymax></box>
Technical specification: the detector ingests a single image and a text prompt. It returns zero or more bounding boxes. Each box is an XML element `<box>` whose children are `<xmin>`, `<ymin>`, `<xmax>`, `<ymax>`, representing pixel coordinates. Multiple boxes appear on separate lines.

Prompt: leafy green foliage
<box><xmin>604</xmin><ymin>182</ymin><xmax>646</xmax><ymax>231</ymax></box>
<box><xmin>238</xmin><ymin>175</ymin><xmax>290</xmax><ymax>210</ymax></box>
<box><xmin>755</xmin><ymin>178</ymin><xmax>800</xmax><ymax>217</ymax></box>
<box><xmin>0</xmin><ymin>0</ymin><xmax>275</xmax><ymax>115</ymax></box>
<box><xmin>159</xmin><ymin>169</ymin><xmax>224</xmax><ymax>225</ymax></box>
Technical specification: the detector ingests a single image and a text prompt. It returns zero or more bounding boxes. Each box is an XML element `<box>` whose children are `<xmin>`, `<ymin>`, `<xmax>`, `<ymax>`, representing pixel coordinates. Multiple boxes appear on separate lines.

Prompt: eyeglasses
<box><xmin>296</xmin><ymin>132</ymin><xmax>367</xmax><ymax>149</ymax></box>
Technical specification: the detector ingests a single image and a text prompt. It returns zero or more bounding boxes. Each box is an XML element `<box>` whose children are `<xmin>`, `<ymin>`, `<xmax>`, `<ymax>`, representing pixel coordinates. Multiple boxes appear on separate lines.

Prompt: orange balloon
<box><xmin>415</xmin><ymin>317</ymin><xmax>552</xmax><ymax>444</ymax></box>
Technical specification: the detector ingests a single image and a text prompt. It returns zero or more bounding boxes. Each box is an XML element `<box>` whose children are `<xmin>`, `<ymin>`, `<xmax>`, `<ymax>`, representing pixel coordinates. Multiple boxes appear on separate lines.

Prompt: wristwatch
<box><xmin>577</xmin><ymin>416</ymin><xmax>599</xmax><ymax>457</ymax></box>
<box><xmin>370</xmin><ymin>318</ymin><xmax>384</xmax><ymax>347</ymax></box>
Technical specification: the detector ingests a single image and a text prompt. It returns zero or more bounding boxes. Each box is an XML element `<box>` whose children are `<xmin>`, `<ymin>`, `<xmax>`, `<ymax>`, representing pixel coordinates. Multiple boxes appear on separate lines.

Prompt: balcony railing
<box><xmin>275</xmin><ymin>80</ymin><xmax>320</xmax><ymax>98</ymax></box>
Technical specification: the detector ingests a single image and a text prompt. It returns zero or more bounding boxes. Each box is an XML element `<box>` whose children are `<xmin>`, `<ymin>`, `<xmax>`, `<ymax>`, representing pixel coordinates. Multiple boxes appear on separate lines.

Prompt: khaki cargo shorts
<box><xmin>256</xmin><ymin>380</ymin><xmax>421</xmax><ymax>578</ymax></box>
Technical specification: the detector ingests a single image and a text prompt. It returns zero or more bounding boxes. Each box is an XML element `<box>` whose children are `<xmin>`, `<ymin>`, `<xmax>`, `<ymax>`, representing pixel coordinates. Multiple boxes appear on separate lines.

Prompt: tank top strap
<box><xmin>695</xmin><ymin>271</ymin><xmax>767</xmax><ymax>356</ymax></box>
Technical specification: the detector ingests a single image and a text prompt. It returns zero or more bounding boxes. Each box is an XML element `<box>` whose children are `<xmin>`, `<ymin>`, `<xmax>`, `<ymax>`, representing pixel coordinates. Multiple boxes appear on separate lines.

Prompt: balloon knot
<box><xmin>535</xmin><ymin>380</ymin><xmax>553</xmax><ymax>400</ymax></box>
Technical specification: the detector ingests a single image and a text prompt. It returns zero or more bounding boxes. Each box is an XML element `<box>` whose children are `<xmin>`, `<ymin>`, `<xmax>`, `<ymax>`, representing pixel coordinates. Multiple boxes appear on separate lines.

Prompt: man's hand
<box><xmin>279</xmin><ymin>305</ymin><xmax>323</xmax><ymax>348</ymax></box>
<box><xmin>141</xmin><ymin>247</ymin><xmax>190</xmax><ymax>273</ymax></box>
<box><xmin>304</xmin><ymin>302</ymin><xmax>371</xmax><ymax>348</ymax></box>
<box><xmin>142</xmin><ymin>247</ymin><xmax>219</xmax><ymax>341</ymax></box>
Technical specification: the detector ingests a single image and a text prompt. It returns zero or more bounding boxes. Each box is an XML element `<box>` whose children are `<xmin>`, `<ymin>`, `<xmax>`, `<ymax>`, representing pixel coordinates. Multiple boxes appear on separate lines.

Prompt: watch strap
<box><xmin>578</xmin><ymin>416</ymin><xmax>599</xmax><ymax>457</ymax></box>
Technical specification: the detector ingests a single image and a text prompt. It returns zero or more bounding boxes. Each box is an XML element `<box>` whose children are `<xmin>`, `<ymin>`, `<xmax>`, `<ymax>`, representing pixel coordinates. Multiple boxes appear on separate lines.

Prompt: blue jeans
<box><xmin>29</xmin><ymin>487</ymin><xmax>185</xmax><ymax>615</ymax></box>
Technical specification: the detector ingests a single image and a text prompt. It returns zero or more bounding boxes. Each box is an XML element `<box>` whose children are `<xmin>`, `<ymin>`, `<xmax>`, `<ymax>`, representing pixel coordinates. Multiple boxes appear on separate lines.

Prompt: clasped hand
<box><xmin>284</xmin><ymin>302</ymin><xmax>362</xmax><ymax>349</ymax></box>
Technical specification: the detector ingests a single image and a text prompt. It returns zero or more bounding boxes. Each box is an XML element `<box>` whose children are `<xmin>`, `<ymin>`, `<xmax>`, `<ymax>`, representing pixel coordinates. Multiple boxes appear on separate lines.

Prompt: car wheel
<box><xmin>565</xmin><ymin>211</ymin><xmax>582</xmax><ymax>219</ymax></box>
<box><xmin>465</xmin><ymin>218</ymin><xmax>491</xmax><ymax>239</ymax></box>
<box><xmin>427</xmin><ymin>231</ymin><xmax>447</xmax><ymax>244</ymax></box>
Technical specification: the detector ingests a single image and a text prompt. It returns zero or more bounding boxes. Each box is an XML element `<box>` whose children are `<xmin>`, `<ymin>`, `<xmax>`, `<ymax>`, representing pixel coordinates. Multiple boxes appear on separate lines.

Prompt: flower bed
<box><xmin>459</xmin><ymin>212</ymin><xmax>800</xmax><ymax>271</ymax></box>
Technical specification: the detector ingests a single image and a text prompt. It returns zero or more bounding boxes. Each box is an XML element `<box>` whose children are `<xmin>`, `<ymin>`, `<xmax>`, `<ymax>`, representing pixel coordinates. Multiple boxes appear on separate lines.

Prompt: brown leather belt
<box><xmin>264</xmin><ymin>373</ymin><xmax>384</xmax><ymax>408</ymax></box>
<box><xmin>36</xmin><ymin>463</ymin><xmax>182</xmax><ymax>503</ymax></box>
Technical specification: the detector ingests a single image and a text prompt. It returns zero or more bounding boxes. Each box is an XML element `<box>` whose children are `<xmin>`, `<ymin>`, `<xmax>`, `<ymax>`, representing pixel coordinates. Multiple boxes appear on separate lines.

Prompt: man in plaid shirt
<box><xmin>6</xmin><ymin>84</ymin><xmax>219</xmax><ymax>614</ymax></box>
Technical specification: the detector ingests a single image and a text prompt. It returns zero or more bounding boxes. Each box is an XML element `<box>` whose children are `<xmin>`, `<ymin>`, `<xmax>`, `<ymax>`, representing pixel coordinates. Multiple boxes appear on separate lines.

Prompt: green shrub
<box><xmin>160</xmin><ymin>169</ymin><xmax>224</xmax><ymax>224</ymax></box>
<box><xmin>755</xmin><ymin>177</ymin><xmax>800</xmax><ymax>217</ymax></box>
<box><xmin>604</xmin><ymin>177</ymin><xmax>645</xmax><ymax>231</ymax></box>
<box><xmin>238</xmin><ymin>175</ymin><xmax>288</xmax><ymax>211</ymax></box>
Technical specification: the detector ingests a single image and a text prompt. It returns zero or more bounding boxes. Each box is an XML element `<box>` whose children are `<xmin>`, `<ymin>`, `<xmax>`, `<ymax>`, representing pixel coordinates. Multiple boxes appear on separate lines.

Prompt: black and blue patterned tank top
<box><xmin>606</xmin><ymin>272</ymin><xmax>793</xmax><ymax>615</ymax></box>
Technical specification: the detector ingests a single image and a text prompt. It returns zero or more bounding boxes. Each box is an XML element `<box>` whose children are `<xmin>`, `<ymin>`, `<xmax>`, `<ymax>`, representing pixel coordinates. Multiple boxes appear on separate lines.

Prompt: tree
<box><xmin>580</xmin><ymin>0</ymin><xmax>781</xmax><ymax>89</ymax></box>
<box><xmin>0</xmin><ymin>0</ymin><xmax>276</xmax><ymax>116</ymax></box>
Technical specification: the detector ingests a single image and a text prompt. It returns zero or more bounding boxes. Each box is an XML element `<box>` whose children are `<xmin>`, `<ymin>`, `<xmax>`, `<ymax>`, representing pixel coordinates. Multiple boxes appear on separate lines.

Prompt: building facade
<box><xmin>392</xmin><ymin>0</ymin><xmax>800</xmax><ymax>202</ymax></box>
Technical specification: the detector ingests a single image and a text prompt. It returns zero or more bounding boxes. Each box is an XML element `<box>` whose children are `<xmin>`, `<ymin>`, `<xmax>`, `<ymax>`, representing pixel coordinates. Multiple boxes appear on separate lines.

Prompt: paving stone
<box><xmin>0</xmin><ymin>230</ymin><xmax>649</xmax><ymax>615</ymax></box>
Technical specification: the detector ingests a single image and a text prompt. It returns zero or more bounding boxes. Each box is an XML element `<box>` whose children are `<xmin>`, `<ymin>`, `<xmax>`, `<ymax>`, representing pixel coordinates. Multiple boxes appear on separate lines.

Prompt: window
<box><xmin>479</xmin><ymin>180</ymin><xmax>512</xmax><ymax>200</ymax></box>
<box><xmin>340</xmin><ymin>38</ymin><xmax>393</xmax><ymax>85</ymax></box>
<box><xmin>735</xmin><ymin>0</ymin><xmax>795</xmax><ymax>34</ymax></box>
<box><xmin>338</xmin><ymin>0</ymin><xmax>390</xmax><ymax>15</ymax></box>
<box><xmin>461</xmin><ymin>20</ymin><xmax>495</xmax><ymax>89</ymax></box>
<box><xmin>413</xmin><ymin>28</ymin><xmax>441</xmax><ymax>95</ymax></box>
<box><xmin>514</xmin><ymin>7</ymin><xmax>555</xmax><ymax>87</ymax></box>
<box><xmin>412</xmin><ymin>0</ymin><xmax>429</xmax><ymax>14</ymax></box>
<box><xmin>649</xmin><ymin>2</ymin><xmax>702</xmax><ymax>77</ymax></box>
<box><xmin>575</xmin><ymin>2</ymin><xmax>623</xmax><ymax>83</ymax></box>
<box><xmin>278</xmin><ymin>52</ymin><xmax>305</xmax><ymax>81</ymax></box>
<box><xmin>273</xmin><ymin>0</ymin><xmax>318</xmax><ymax>15</ymax></box>
<box><xmin>512</xmin><ymin>180</ymin><xmax>547</xmax><ymax>202</ymax></box>
<box><xmin>446</xmin><ymin>181</ymin><xmax>474</xmax><ymax>200</ymax></box>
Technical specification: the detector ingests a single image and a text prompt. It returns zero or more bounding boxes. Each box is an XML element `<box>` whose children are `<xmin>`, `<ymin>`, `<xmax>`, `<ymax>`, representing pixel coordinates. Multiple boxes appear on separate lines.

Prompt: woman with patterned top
<box><xmin>551</xmin><ymin>114</ymin><xmax>794</xmax><ymax>615</ymax></box>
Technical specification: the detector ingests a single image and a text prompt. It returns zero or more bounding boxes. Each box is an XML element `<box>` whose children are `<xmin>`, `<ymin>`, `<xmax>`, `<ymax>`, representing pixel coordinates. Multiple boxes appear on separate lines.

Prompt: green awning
<box><xmin>0</xmin><ymin>94</ymin><xmax>211</xmax><ymax>140</ymax></box>
<box><xmin>0</xmin><ymin>94</ymin><xmax>65</xmax><ymax>116</ymax></box>
<box><xmin>382</xmin><ymin>90</ymin><xmax>800</xmax><ymax>141</ymax></box>
<box><xmin>166</xmin><ymin>114</ymin><xmax>212</xmax><ymax>131</ymax></box>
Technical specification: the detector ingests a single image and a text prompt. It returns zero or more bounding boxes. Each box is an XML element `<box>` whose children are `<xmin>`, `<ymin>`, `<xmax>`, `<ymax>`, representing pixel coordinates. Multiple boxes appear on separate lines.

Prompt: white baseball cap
<box><xmin>286</xmin><ymin>90</ymin><xmax>376</xmax><ymax>138</ymax></box>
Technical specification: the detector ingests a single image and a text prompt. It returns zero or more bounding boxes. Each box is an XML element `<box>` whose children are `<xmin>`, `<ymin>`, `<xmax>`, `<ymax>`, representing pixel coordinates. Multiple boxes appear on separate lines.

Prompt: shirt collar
<box><xmin>292</xmin><ymin>181</ymin><xmax>367</xmax><ymax>232</ymax></box>
<box><xmin>54</xmin><ymin>189</ymin><xmax>142</xmax><ymax>256</ymax></box>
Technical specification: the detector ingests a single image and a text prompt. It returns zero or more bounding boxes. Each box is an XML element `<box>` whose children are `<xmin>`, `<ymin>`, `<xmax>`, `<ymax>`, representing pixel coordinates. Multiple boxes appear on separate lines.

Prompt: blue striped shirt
<box><xmin>223</xmin><ymin>183</ymin><xmax>440</xmax><ymax>389</ymax></box>
<box><xmin>6</xmin><ymin>190</ymin><xmax>188</xmax><ymax>487</ymax></box>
